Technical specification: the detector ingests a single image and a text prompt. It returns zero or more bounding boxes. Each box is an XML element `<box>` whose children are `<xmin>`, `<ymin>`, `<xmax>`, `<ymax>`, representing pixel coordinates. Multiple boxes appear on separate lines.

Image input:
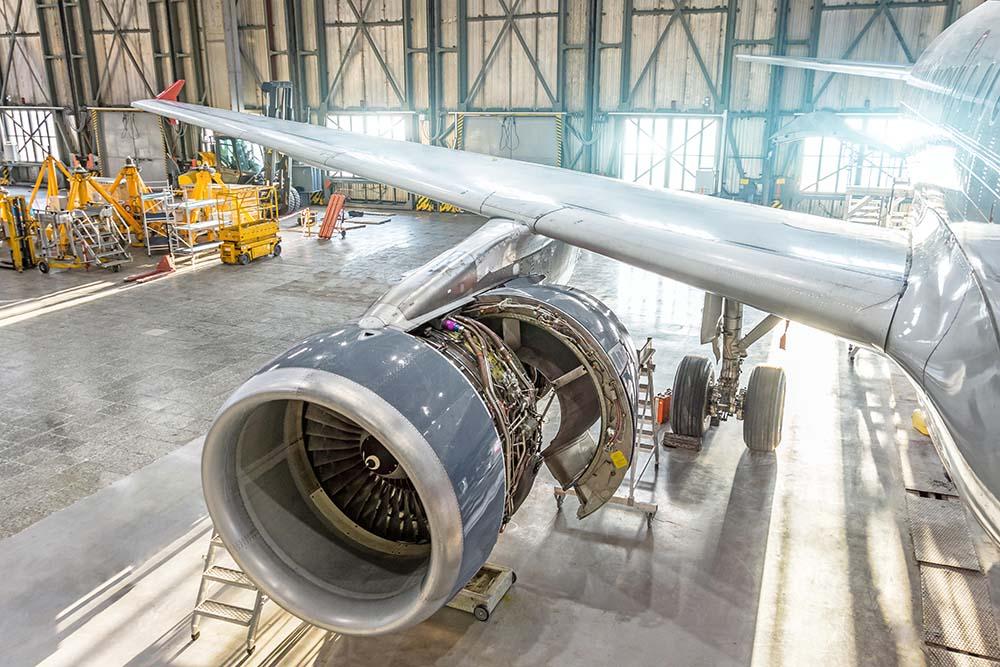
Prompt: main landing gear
<box><xmin>671</xmin><ymin>295</ymin><xmax>787</xmax><ymax>451</ymax></box>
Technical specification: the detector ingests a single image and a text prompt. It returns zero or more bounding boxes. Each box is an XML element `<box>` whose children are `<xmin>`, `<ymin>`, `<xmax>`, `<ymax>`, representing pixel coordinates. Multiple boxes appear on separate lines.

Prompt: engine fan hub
<box><xmin>361</xmin><ymin>436</ymin><xmax>404</xmax><ymax>478</ymax></box>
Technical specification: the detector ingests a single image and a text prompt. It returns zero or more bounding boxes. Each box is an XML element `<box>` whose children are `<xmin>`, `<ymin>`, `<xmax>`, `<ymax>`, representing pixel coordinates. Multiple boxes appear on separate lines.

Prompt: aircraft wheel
<box><xmin>742</xmin><ymin>365</ymin><xmax>787</xmax><ymax>452</ymax></box>
<box><xmin>671</xmin><ymin>355</ymin><xmax>715</xmax><ymax>438</ymax></box>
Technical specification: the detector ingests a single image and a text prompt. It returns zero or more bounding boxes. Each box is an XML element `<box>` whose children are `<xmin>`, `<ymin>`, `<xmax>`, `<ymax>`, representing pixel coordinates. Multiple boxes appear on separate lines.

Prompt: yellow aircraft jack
<box><xmin>178</xmin><ymin>162</ymin><xmax>227</xmax><ymax>200</ymax></box>
<box><xmin>0</xmin><ymin>188</ymin><xmax>39</xmax><ymax>272</ymax></box>
<box><xmin>28</xmin><ymin>155</ymin><xmax>154</xmax><ymax>242</ymax></box>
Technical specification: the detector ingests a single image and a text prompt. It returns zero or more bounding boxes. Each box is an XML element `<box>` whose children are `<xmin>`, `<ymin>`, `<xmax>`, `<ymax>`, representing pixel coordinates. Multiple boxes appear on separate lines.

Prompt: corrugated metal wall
<box><xmin>0</xmin><ymin>0</ymin><xmax>985</xmax><ymax>192</ymax></box>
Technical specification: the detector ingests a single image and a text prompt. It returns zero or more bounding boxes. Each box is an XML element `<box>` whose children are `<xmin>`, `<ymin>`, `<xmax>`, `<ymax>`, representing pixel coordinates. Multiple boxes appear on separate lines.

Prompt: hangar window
<box><xmin>798</xmin><ymin>115</ymin><xmax>910</xmax><ymax>194</ymax></box>
<box><xmin>326</xmin><ymin>112</ymin><xmax>413</xmax><ymax>204</ymax></box>
<box><xmin>0</xmin><ymin>107</ymin><xmax>58</xmax><ymax>163</ymax></box>
<box><xmin>327</xmin><ymin>113</ymin><xmax>409</xmax><ymax>141</ymax></box>
<box><xmin>619</xmin><ymin>115</ymin><xmax>720</xmax><ymax>192</ymax></box>
<box><xmin>324</xmin><ymin>113</ymin><xmax>410</xmax><ymax>177</ymax></box>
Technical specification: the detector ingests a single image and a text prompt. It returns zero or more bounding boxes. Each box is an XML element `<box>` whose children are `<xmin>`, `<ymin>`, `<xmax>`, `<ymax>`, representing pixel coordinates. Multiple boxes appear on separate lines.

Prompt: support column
<box><xmin>221</xmin><ymin>0</ymin><xmax>243</xmax><ymax>111</ymax></box>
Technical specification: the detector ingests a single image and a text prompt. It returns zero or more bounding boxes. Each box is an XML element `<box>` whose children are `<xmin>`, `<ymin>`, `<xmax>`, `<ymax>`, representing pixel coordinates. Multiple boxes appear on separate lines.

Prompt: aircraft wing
<box><xmin>133</xmin><ymin>98</ymin><xmax>910</xmax><ymax>348</ymax></box>
<box><xmin>737</xmin><ymin>55</ymin><xmax>912</xmax><ymax>80</ymax></box>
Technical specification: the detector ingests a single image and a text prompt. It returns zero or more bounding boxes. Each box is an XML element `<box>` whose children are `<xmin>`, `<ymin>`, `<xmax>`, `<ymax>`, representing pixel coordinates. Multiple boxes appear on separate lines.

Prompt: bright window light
<box><xmin>0</xmin><ymin>108</ymin><xmax>58</xmax><ymax>163</ymax></box>
<box><xmin>619</xmin><ymin>115</ymin><xmax>720</xmax><ymax>192</ymax></box>
<box><xmin>798</xmin><ymin>115</ymin><xmax>910</xmax><ymax>194</ymax></box>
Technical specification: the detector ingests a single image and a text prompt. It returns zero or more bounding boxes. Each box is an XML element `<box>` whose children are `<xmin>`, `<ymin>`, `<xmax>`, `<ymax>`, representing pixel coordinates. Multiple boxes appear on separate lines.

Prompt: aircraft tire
<box><xmin>671</xmin><ymin>355</ymin><xmax>715</xmax><ymax>438</ymax></box>
<box><xmin>742</xmin><ymin>365</ymin><xmax>787</xmax><ymax>452</ymax></box>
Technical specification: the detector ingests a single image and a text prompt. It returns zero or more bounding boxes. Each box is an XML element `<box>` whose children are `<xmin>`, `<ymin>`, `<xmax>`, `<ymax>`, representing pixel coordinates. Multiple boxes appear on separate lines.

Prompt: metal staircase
<box><xmin>843</xmin><ymin>193</ymin><xmax>885</xmax><ymax>225</ymax></box>
<box><xmin>191</xmin><ymin>530</ymin><xmax>266</xmax><ymax>656</ymax></box>
<box><xmin>71</xmin><ymin>207</ymin><xmax>131</xmax><ymax>270</ymax></box>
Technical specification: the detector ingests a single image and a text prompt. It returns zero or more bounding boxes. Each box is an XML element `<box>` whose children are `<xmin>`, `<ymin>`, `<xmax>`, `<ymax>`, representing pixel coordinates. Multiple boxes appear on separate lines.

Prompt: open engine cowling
<box><xmin>202</xmin><ymin>280</ymin><xmax>637</xmax><ymax>635</ymax></box>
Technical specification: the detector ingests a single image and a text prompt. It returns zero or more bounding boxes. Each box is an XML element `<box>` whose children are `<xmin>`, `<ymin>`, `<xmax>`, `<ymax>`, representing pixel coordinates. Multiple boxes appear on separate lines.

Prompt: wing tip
<box><xmin>156</xmin><ymin>80</ymin><xmax>186</xmax><ymax>102</ymax></box>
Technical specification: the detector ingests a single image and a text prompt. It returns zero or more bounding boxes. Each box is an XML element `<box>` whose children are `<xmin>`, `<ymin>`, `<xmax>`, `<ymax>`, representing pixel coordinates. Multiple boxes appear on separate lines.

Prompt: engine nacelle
<box><xmin>202</xmin><ymin>281</ymin><xmax>637</xmax><ymax>635</ymax></box>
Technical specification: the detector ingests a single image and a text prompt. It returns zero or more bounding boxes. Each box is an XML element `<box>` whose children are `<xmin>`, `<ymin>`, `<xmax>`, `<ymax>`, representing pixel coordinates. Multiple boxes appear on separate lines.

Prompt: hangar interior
<box><xmin>1</xmin><ymin>0</ymin><xmax>999</xmax><ymax>665</ymax></box>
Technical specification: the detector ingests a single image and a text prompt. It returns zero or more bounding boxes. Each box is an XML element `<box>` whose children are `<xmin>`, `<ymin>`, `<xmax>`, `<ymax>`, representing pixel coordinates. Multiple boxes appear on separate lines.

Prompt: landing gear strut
<box><xmin>671</xmin><ymin>296</ymin><xmax>787</xmax><ymax>450</ymax></box>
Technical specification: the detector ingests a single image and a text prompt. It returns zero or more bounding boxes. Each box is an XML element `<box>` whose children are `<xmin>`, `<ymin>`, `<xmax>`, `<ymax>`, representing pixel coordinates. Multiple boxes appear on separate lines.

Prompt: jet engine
<box><xmin>202</xmin><ymin>280</ymin><xmax>638</xmax><ymax>635</ymax></box>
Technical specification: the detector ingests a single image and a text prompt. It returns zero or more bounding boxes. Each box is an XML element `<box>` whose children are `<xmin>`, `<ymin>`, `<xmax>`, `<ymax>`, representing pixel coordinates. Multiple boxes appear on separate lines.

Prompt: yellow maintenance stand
<box><xmin>218</xmin><ymin>185</ymin><xmax>281</xmax><ymax>265</ymax></box>
<box><xmin>28</xmin><ymin>155</ymin><xmax>165</xmax><ymax>244</ymax></box>
<box><xmin>0</xmin><ymin>188</ymin><xmax>39</xmax><ymax>272</ymax></box>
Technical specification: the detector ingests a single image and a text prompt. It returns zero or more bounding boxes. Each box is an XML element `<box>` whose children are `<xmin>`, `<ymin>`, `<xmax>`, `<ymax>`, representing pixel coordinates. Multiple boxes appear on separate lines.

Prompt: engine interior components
<box><xmin>460</xmin><ymin>280</ymin><xmax>639</xmax><ymax>518</ymax></box>
<box><xmin>200</xmin><ymin>279</ymin><xmax>638</xmax><ymax>636</ymax></box>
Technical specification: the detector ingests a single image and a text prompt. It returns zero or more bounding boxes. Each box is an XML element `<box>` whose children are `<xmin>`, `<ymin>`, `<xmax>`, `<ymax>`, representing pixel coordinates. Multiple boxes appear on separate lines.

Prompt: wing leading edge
<box><xmin>133</xmin><ymin>97</ymin><xmax>910</xmax><ymax>348</ymax></box>
<box><xmin>737</xmin><ymin>55</ymin><xmax>912</xmax><ymax>80</ymax></box>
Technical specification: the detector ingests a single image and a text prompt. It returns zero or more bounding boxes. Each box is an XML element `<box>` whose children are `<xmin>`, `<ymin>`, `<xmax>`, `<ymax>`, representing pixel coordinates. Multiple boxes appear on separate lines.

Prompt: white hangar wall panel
<box><xmin>88</xmin><ymin>0</ymin><xmax>159</xmax><ymax>103</ymax></box>
<box><xmin>626</xmin><ymin>0</ymin><xmax>727</xmax><ymax>112</ymax></box>
<box><xmin>1</xmin><ymin>0</ymin><xmax>992</xmax><ymax>189</ymax></box>
<box><xmin>199</xmin><ymin>0</ymin><xmax>237</xmax><ymax>110</ymax></box>
<box><xmin>408</xmin><ymin>0</ymin><xmax>432</xmax><ymax>113</ymax></box>
<box><xmin>459</xmin><ymin>0</ymin><xmax>562</xmax><ymax>111</ymax></box>
<box><xmin>810</xmin><ymin>2</ymin><xmax>945</xmax><ymax>110</ymax></box>
<box><xmin>236</xmin><ymin>0</ymin><xmax>293</xmax><ymax>109</ymax></box>
<box><xmin>324</xmin><ymin>0</ymin><xmax>408</xmax><ymax>110</ymax></box>
<box><xmin>0</xmin><ymin>0</ymin><xmax>49</xmax><ymax>104</ymax></box>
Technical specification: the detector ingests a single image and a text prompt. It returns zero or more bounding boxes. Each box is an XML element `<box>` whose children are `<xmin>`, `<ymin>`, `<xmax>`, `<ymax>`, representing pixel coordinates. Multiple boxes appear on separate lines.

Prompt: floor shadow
<box><xmin>691</xmin><ymin>449</ymin><xmax>778</xmax><ymax>664</ymax></box>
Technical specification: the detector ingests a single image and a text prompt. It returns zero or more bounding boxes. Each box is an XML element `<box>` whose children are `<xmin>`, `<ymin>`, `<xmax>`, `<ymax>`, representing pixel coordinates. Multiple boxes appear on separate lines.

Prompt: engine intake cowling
<box><xmin>203</xmin><ymin>325</ymin><xmax>505</xmax><ymax>636</ymax></box>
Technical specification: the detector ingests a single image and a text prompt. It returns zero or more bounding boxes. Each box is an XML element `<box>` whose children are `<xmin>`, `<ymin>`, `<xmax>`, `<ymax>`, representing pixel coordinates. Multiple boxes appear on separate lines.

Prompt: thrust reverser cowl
<box><xmin>202</xmin><ymin>325</ymin><xmax>506</xmax><ymax>636</ymax></box>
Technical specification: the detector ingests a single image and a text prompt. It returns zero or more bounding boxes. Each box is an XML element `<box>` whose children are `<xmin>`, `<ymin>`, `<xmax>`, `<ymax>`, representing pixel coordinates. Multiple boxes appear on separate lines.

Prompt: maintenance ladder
<box><xmin>191</xmin><ymin>530</ymin><xmax>266</xmax><ymax>656</ymax></box>
<box><xmin>73</xmin><ymin>209</ymin><xmax>131</xmax><ymax>268</ymax></box>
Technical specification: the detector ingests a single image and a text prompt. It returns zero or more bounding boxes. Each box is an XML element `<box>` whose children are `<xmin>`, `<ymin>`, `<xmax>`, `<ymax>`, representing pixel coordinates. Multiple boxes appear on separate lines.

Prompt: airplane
<box><xmin>132</xmin><ymin>0</ymin><xmax>1000</xmax><ymax>637</ymax></box>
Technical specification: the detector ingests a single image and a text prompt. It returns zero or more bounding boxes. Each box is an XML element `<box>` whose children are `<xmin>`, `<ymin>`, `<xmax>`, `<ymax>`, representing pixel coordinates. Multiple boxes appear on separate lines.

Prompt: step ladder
<box><xmin>553</xmin><ymin>337</ymin><xmax>659</xmax><ymax>523</ymax></box>
<box><xmin>844</xmin><ymin>194</ymin><xmax>885</xmax><ymax>226</ymax></box>
<box><xmin>72</xmin><ymin>207</ymin><xmax>131</xmax><ymax>269</ymax></box>
<box><xmin>191</xmin><ymin>530</ymin><xmax>266</xmax><ymax>656</ymax></box>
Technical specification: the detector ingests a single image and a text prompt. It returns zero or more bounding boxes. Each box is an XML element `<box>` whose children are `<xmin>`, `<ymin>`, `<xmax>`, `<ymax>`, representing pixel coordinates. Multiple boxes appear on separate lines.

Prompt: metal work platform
<box><xmin>190</xmin><ymin>529</ymin><xmax>266</xmax><ymax>656</ymax></box>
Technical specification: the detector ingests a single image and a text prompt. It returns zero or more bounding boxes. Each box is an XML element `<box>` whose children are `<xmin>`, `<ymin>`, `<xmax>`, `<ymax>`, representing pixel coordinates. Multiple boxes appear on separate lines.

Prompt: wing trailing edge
<box><xmin>738</xmin><ymin>55</ymin><xmax>912</xmax><ymax>80</ymax></box>
<box><xmin>132</xmin><ymin>98</ymin><xmax>910</xmax><ymax>348</ymax></box>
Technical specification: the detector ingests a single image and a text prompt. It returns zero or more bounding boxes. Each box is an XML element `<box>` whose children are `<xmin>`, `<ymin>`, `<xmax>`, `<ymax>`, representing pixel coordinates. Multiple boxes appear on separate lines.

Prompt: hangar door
<box><xmin>91</xmin><ymin>109</ymin><xmax>171</xmax><ymax>183</ymax></box>
<box><xmin>457</xmin><ymin>113</ymin><xmax>564</xmax><ymax>167</ymax></box>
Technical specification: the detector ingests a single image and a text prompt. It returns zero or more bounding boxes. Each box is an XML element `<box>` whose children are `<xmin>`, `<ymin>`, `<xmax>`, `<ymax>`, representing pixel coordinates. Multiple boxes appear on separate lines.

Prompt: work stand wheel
<box><xmin>555</xmin><ymin>493</ymin><xmax>564</xmax><ymax>510</ymax></box>
<box><xmin>671</xmin><ymin>355</ymin><xmax>715</xmax><ymax>438</ymax></box>
<box><xmin>742</xmin><ymin>365</ymin><xmax>787</xmax><ymax>452</ymax></box>
<box><xmin>473</xmin><ymin>605</ymin><xmax>490</xmax><ymax>622</ymax></box>
<box><xmin>272</xmin><ymin>243</ymin><xmax>282</xmax><ymax>257</ymax></box>
<box><xmin>511</xmin><ymin>571</ymin><xmax>518</xmax><ymax>585</ymax></box>
<box><xmin>38</xmin><ymin>261</ymin><xmax>49</xmax><ymax>274</ymax></box>
<box><xmin>190</xmin><ymin>629</ymin><xmax>200</xmax><ymax>641</ymax></box>
<box><xmin>237</xmin><ymin>253</ymin><xmax>250</xmax><ymax>266</ymax></box>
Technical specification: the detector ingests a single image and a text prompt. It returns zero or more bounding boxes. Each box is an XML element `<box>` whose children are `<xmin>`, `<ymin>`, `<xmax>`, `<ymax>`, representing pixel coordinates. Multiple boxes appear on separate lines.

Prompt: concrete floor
<box><xmin>1</xmin><ymin>209</ymin><xmax>998</xmax><ymax>666</ymax></box>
